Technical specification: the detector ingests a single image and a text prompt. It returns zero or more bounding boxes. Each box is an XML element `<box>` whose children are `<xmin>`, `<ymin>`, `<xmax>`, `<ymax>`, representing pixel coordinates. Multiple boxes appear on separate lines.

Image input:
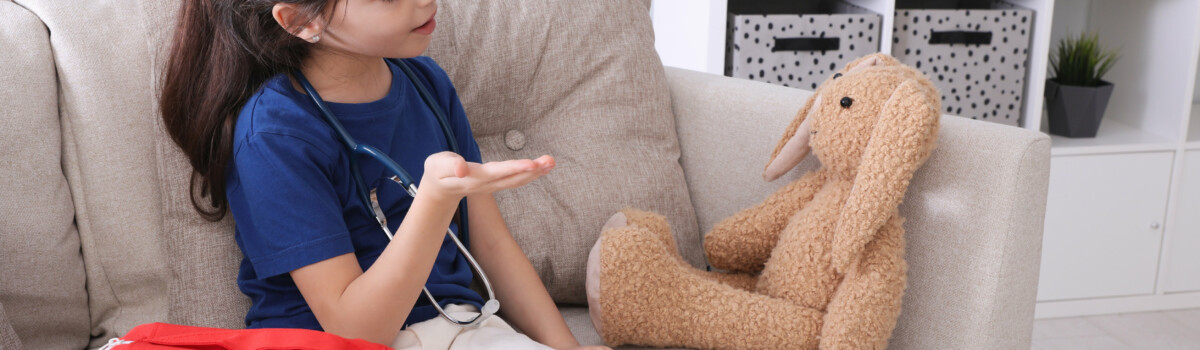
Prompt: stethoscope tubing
<box><xmin>293</xmin><ymin>58</ymin><xmax>498</xmax><ymax>328</ymax></box>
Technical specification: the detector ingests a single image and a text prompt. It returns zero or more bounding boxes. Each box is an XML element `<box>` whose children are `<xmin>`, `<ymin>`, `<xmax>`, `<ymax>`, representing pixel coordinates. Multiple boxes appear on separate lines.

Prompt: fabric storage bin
<box><xmin>891</xmin><ymin>0</ymin><xmax>1034</xmax><ymax>126</ymax></box>
<box><xmin>725</xmin><ymin>0</ymin><xmax>882</xmax><ymax>90</ymax></box>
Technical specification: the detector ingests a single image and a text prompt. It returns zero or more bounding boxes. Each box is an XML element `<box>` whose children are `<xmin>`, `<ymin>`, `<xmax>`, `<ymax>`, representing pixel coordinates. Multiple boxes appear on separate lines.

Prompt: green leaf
<box><xmin>1050</xmin><ymin>32</ymin><xmax>1121</xmax><ymax>86</ymax></box>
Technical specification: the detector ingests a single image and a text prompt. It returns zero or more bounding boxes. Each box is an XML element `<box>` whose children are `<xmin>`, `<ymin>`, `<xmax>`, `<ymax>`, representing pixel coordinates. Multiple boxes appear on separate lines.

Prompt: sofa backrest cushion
<box><xmin>423</xmin><ymin>0</ymin><xmax>703</xmax><ymax>303</ymax></box>
<box><xmin>0</xmin><ymin>1</ymin><xmax>90</xmax><ymax>348</ymax></box>
<box><xmin>13</xmin><ymin>0</ymin><xmax>246</xmax><ymax>346</ymax></box>
<box><xmin>0</xmin><ymin>301</ymin><xmax>23</xmax><ymax>350</ymax></box>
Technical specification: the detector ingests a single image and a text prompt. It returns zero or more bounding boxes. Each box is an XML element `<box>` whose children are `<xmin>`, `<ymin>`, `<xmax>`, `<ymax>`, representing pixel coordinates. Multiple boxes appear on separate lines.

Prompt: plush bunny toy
<box><xmin>585</xmin><ymin>53</ymin><xmax>941</xmax><ymax>350</ymax></box>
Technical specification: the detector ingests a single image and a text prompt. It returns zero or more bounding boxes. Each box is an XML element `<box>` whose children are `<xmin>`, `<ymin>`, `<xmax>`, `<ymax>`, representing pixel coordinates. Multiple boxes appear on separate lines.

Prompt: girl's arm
<box><xmin>468</xmin><ymin>190</ymin><xmax>611</xmax><ymax>350</ymax></box>
<box><xmin>291</xmin><ymin>187</ymin><xmax>458</xmax><ymax>344</ymax></box>
<box><xmin>290</xmin><ymin>153</ymin><xmax>550</xmax><ymax>345</ymax></box>
<box><xmin>466</xmin><ymin>193</ymin><xmax>578</xmax><ymax>349</ymax></box>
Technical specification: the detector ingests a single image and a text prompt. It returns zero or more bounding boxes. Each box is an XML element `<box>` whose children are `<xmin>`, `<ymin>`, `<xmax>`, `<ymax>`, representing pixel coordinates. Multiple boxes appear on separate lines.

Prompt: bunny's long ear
<box><xmin>831</xmin><ymin>79</ymin><xmax>940</xmax><ymax>274</ymax></box>
<box><xmin>764</xmin><ymin>93</ymin><xmax>821</xmax><ymax>181</ymax></box>
<box><xmin>844</xmin><ymin>53</ymin><xmax>901</xmax><ymax>73</ymax></box>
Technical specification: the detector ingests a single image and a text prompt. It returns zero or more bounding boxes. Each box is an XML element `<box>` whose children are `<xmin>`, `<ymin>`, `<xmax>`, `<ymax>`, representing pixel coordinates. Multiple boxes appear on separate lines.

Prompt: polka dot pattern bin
<box><xmin>891</xmin><ymin>2</ymin><xmax>1034</xmax><ymax>126</ymax></box>
<box><xmin>725</xmin><ymin>2</ymin><xmax>881</xmax><ymax>90</ymax></box>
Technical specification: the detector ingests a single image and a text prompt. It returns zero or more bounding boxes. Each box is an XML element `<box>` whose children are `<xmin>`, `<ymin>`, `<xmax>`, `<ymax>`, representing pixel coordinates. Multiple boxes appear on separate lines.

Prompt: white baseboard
<box><xmin>1036</xmin><ymin>291</ymin><xmax>1200</xmax><ymax>319</ymax></box>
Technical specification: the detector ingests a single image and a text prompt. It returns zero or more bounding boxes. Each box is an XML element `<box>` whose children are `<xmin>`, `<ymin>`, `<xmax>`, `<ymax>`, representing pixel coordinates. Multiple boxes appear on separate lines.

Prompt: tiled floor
<box><xmin>1032</xmin><ymin>308</ymin><xmax>1200</xmax><ymax>349</ymax></box>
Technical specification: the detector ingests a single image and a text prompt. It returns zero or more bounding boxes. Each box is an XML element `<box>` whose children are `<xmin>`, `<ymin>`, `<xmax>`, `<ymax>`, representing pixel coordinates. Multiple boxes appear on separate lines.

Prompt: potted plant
<box><xmin>1045</xmin><ymin>32</ymin><xmax>1120</xmax><ymax>138</ymax></box>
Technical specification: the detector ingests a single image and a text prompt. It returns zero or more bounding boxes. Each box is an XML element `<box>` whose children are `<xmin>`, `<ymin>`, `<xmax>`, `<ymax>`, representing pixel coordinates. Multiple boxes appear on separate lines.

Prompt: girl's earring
<box><xmin>309</xmin><ymin>35</ymin><xmax>321</xmax><ymax>43</ymax></box>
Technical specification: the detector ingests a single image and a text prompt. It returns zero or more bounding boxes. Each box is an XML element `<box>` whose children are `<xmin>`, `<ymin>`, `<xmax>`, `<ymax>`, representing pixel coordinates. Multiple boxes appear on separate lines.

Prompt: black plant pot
<box><xmin>1044</xmin><ymin>79</ymin><xmax>1115</xmax><ymax>138</ymax></box>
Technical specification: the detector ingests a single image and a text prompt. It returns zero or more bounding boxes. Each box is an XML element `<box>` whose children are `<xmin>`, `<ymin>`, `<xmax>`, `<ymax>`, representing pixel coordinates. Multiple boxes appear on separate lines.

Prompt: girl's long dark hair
<box><xmin>161</xmin><ymin>0</ymin><xmax>334</xmax><ymax>221</ymax></box>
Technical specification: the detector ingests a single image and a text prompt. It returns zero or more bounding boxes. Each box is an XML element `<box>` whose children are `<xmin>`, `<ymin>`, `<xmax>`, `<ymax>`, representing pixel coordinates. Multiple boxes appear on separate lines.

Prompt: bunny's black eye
<box><xmin>833</xmin><ymin>73</ymin><xmax>843</xmax><ymax>79</ymax></box>
<box><xmin>840</xmin><ymin>97</ymin><xmax>853</xmax><ymax>108</ymax></box>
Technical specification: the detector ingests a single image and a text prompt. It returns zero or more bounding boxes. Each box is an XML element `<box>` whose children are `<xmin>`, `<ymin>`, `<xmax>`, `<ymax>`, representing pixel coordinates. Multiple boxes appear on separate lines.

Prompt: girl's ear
<box><xmin>272</xmin><ymin>3</ymin><xmax>325</xmax><ymax>42</ymax></box>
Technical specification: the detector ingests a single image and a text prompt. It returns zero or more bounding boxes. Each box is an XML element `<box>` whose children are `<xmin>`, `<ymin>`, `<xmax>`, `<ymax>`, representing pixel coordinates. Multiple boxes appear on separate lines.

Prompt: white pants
<box><xmin>389</xmin><ymin>304</ymin><xmax>555</xmax><ymax>350</ymax></box>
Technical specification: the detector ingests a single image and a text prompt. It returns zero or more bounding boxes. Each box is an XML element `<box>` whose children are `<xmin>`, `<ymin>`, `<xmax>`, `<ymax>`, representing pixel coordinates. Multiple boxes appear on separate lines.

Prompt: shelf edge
<box><xmin>1049</xmin><ymin>143</ymin><xmax>1177</xmax><ymax>157</ymax></box>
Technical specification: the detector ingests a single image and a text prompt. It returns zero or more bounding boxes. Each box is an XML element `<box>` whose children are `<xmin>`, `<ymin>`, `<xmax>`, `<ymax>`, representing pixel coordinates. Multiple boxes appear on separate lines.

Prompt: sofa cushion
<box><xmin>559</xmin><ymin>306</ymin><xmax>690</xmax><ymax>350</ymax></box>
<box><xmin>0</xmin><ymin>301</ymin><xmax>23</xmax><ymax>350</ymax></box>
<box><xmin>424</xmin><ymin>0</ymin><xmax>704</xmax><ymax>303</ymax></box>
<box><xmin>0</xmin><ymin>1</ymin><xmax>90</xmax><ymax>348</ymax></box>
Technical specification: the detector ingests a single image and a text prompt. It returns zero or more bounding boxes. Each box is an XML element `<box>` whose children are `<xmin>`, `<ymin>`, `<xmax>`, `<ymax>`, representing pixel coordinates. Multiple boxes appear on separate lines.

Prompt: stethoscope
<box><xmin>293</xmin><ymin>58</ymin><xmax>499</xmax><ymax>328</ymax></box>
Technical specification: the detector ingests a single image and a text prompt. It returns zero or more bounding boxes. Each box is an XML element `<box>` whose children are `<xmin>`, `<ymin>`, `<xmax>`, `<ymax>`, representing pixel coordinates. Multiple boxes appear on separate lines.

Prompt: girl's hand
<box><xmin>420</xmin><ymin>151</ymin><xmax>555</xmax><ymax>203</ymax></box>
<box><xmin>565</xmin><ymin>346</ymin><xmax>612</xmax><ymax>350</ymax></box>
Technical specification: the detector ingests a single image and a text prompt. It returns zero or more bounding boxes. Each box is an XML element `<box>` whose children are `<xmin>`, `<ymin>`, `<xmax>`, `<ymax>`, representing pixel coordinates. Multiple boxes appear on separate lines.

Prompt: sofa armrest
<box><xmin>665</xmin><ymin>66</ymin><xmax>1052</xmax><ymax>349</ymax></box>
<box><xmin>665</xmin><ymin>67</ymin><xmax>815</xmax><ymax>236</ymax></box>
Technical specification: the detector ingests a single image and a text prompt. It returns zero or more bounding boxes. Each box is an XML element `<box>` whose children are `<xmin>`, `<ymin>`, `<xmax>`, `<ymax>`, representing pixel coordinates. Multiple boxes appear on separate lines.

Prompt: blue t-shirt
<box><xmin>225</xmin><ymin>57</ymin><xmax>484</xmax><ymax>330</ymax></box>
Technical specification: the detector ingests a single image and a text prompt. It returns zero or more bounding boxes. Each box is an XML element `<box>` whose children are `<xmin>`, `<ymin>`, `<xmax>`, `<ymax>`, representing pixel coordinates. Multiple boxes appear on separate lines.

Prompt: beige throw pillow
<box><xmin>425</xmin><ymin>0</ymin><xmax>704</xmax><ymax>303</ymax></box>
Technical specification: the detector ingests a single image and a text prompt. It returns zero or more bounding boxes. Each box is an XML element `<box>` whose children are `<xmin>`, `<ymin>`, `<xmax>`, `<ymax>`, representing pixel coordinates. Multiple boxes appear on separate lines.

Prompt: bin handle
<box><xmin>772</xmin><ymin>37</ymin><xmax>841</xmax><ymax>52</ymax></box>
<box><xmin>928</xmin><ymin>31</ymin><xmax>992</xmax><ymax>45</ymax></box>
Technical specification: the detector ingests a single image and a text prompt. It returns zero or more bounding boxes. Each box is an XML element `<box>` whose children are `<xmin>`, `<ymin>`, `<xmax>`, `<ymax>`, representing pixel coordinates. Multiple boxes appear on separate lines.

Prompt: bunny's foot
<box><xmin>586</xmin><ymin>220</ymin><xmax>823</xmax><ymax>350</ymax></box>
<box><xmin>585</xmin><ymin>211</ymin><xmax>630</xmax><ymax>335</ymax></box>
<box><xmin>616</xmin><ymin>208</ymin><xmax>679</xmax><ymax>256</ymax></box>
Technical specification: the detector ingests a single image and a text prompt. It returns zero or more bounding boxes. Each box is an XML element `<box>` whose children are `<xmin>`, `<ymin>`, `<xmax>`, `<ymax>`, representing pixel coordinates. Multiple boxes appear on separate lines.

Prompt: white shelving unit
<box><xmin>1189</xmin><ymin>104</ymin><xmax>1200</xmax><ymax>149</ymax></box>
<box><xmin>1165</xmin><ymin>150</ymin><xmax>1200</xmax><ymax>292</ymax></box>
<box><xmin>650</xmin><ymin>0</ymin><xmax>1056</xmax><ymax>131</ymax></box>
<box><xmin>1033</xmin><ymin>0</ymin><xmax>1200</xmax><ymax>319</ymax></box>
<box><xmin>650</xmin><ymin>0</ymin><xmax>1200</xmax><ymax>319</ymax></box>
<box><xmin>1047</xmin><ymin>120</ymin><xmax>1178</xmax><ymax>156</ymax></box>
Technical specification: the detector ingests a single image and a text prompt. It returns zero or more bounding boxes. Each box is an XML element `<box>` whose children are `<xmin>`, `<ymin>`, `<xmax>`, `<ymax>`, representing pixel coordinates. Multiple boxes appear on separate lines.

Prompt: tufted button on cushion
<box><xmin>504</xmin><ymin>130</ymin><xmax>526</xmax><ymax>151</ymax></box>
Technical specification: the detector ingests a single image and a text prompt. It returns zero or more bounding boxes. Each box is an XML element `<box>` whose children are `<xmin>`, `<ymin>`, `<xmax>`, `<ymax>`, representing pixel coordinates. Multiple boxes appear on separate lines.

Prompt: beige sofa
<box><xmin>0</xmin><ymin>0</ymin><xmax>1051</xmax><ymax>349</ymax></box>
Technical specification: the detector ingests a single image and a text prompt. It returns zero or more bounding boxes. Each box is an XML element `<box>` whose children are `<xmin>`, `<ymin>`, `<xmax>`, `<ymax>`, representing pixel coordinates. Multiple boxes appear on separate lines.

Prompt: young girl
<box><xmin>159</xmin><ymin>1</ymin><xmax>608</xmax><ymax>349</ymax></box>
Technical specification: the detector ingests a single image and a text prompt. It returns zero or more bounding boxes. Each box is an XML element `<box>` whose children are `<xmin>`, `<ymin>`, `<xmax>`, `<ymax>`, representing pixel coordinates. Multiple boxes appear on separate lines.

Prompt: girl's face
<box><xmin>316</xmin><ymin>0</ymin><xmax>438</xmax><ymax>58</ymax></box>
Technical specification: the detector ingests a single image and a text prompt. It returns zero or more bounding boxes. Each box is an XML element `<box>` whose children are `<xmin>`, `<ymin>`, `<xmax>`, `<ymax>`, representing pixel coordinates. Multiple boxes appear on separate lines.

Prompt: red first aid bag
<box><xmin>98</xmin><ymin>322</ymin><xmax>392</xmax><ymax>350</ymax></box>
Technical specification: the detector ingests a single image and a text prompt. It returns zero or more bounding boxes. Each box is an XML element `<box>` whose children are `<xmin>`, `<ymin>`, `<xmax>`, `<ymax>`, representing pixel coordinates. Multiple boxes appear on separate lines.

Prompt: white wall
<box><xmin>650</xmin><ymin>0</ymin><xmax>727</xmax><ymax>74</ymax></box>
<box><xmin>1047</xmin><ymin>0</ymin><xmax>1090</xmax><ymax>77</ymax></box>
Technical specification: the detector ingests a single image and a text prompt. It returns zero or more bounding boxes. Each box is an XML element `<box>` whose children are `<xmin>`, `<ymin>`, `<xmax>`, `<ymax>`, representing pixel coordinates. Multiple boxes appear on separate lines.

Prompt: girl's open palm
<box><xmin>421</xmin><ymin>151</ymin><xmax>555</xmax><ymax>201</ymax></box>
